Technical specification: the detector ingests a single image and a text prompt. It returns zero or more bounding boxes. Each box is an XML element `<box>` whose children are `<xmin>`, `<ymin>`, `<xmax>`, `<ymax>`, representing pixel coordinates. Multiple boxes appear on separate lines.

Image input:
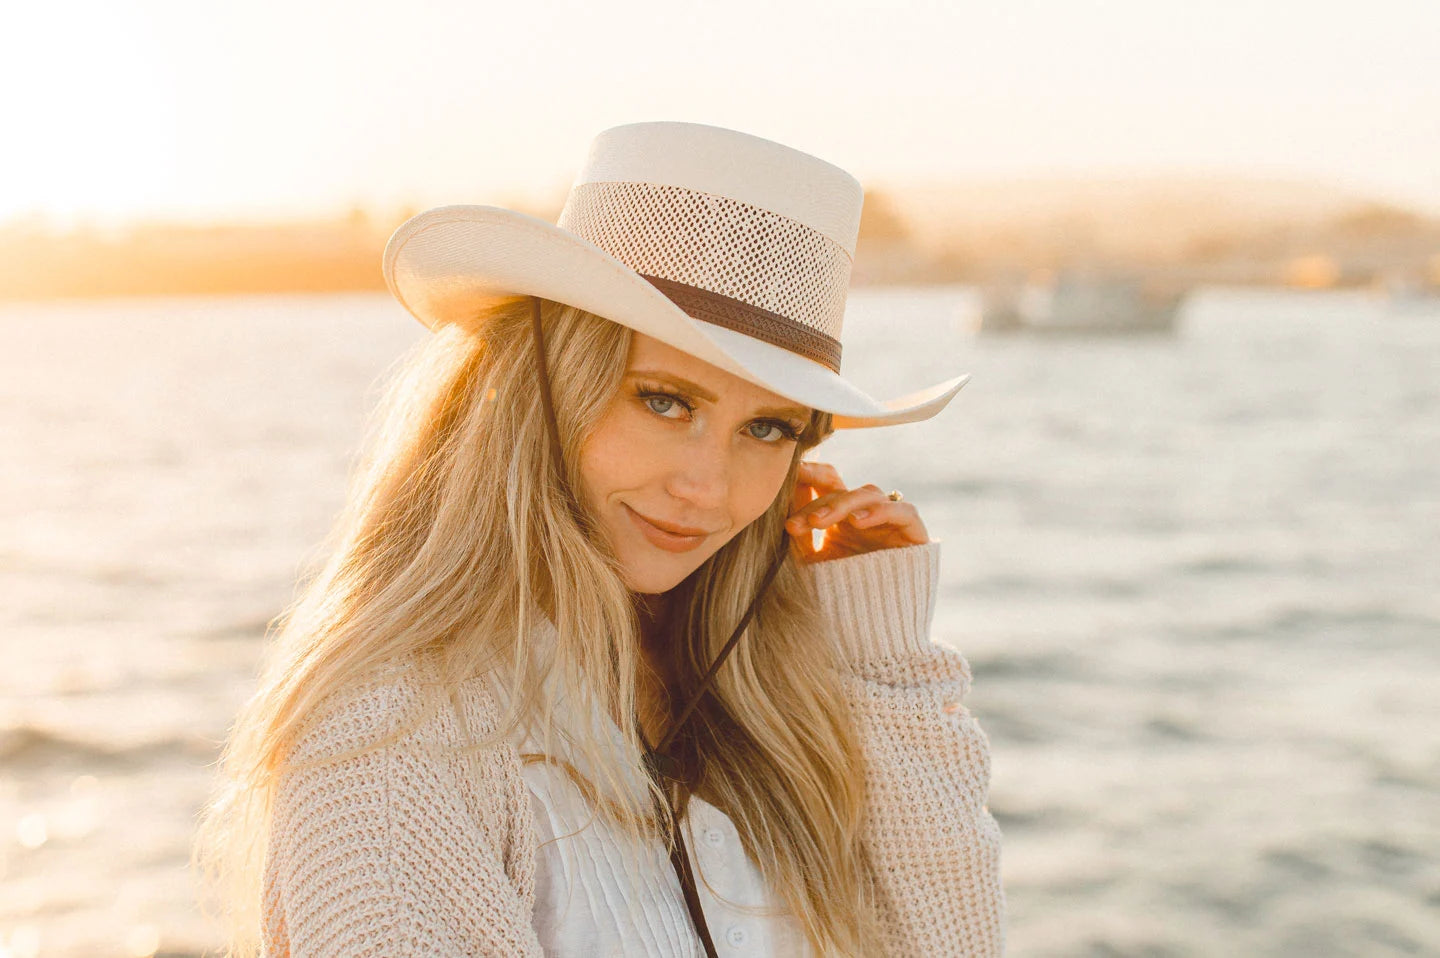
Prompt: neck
<box><xmin>631</xmin><ymin>591</ymin><xmax>677</xmax><ymax>741</ymax></box>
<box><xmin>633</xmin><ymin>591</ymin><xmax>672</xmax><ymax>646</ymax></box>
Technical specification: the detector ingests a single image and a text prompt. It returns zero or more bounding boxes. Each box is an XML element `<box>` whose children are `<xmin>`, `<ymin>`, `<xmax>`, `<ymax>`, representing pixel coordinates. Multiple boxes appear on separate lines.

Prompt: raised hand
<box><xmin>785</xmin><ymin>460</ymin><xmax>930</xmax><ymax>563</ymax></box>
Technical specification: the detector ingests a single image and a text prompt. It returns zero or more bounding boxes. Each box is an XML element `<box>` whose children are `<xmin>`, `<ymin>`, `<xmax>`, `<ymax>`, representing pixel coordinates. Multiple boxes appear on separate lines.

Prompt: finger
<box><xmin>792</xmin><ymin>460</ymin><xmax>842</xmax><ymax>513</ymax></box>
<box><xmin>797</xmin><ymin>460</ymin><xmax>846</xmax><ymax>496</ymax></box>
<box><xmin>848</xmin><ymin>499</ymin><xmax>919</xmax><ymax>527</ymax></box>
<box><xmin>786</xmin><ymin>489</ymin><xmax>832</xmax><ymax>533</ymax></box>
<box><xmin>786</xmin><ymin>488</ymin><xmax>853</xmax><ymax>527</ymax></box>
<box><xmin>791</xmin><ymin>473</ymin><xmax>818</xmax><ymax>514</ymax></box>
<box><xmin>787</xmin><ymin>485</ymin><xmax>888</xmax><ymax>530</ymax></box>
<box><xmin>816</xmin><ymin>484</ymin><xmax>891</xmax><ymax>526</ymax></box>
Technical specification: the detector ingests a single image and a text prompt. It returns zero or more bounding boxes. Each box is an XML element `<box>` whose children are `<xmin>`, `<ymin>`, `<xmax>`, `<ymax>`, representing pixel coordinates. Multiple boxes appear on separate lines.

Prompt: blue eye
<box><xmin>640</xmin><ymin>391</ymin><xmax>688</xmax><ymax>418</ymax></box>
<box><xmin>748</xmin><ymin>421</ymin><xmax>800</xmax><ymax>443</ymax></box>
<box><xmin>635</xmin><ymin>384</ymin><xmax>802</xmax><ymax>444</ymax></box>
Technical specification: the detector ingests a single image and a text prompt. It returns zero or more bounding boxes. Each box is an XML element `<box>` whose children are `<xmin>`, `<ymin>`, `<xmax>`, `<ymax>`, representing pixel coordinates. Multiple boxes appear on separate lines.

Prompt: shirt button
<box><xmin>725</xmin><ymin>925</ymin><xmax>750</xmax><ymax>946</ymax></box>
<box><xmin>702</xmin><ymin>826</ymin><xmax>725</xmax><ymax>848</ymax></box>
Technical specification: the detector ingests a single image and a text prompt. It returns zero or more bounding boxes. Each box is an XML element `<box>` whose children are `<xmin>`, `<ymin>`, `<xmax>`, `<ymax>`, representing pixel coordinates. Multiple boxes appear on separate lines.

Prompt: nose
<box><xmin>665</xmin><ymin>430</ymin><xmax>732</xmax><ymax>511</ymax></box>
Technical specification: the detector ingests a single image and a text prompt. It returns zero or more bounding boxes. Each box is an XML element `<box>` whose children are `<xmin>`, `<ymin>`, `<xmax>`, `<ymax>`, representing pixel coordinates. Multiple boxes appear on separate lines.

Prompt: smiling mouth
<box><xmin>626</xmin><ymin>505</ymin><xmax>709</xmax><ymax>537</ymax></box>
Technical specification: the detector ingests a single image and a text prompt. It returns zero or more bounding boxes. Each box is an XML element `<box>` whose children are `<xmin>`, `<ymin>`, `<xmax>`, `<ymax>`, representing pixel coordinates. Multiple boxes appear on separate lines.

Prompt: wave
<box><xmin>0</xmin><ymin>725</ymin><xmax>218</xmax><ymax>770</ymax></box>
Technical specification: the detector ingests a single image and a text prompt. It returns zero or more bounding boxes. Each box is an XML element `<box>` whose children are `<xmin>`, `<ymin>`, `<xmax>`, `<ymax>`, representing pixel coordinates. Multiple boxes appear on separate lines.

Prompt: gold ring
<box><xmin>887</xmin><ymin>489</ymin><xmax>903</xmax><ymax>502</ymax></box>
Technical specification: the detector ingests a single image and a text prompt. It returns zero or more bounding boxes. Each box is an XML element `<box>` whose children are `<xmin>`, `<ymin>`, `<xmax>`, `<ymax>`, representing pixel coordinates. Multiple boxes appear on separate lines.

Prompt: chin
<box><xmin>609</xmin><ymin>509</ymin><xmax>728</xmax><ymax>594</ymax></box>
<box><xmin>622</xmin><ymin>555</ymin><xmax>700</xmax><ymax>595</ymax></box>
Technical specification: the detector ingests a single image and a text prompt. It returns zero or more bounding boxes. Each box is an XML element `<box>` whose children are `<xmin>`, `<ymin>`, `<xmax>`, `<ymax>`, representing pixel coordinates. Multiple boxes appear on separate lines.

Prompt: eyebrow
<box><xmin>626</xmin><ymin>369</ymin><xmax>810</xmax><ymax>420</ymax></box>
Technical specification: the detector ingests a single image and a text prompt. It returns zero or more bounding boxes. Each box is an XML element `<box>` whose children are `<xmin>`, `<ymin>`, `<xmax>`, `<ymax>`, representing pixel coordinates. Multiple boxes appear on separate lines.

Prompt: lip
<box><xmin>624</xmin><ymin>504</ymin><xmax>710</xmax><ymax>553</ymax></box>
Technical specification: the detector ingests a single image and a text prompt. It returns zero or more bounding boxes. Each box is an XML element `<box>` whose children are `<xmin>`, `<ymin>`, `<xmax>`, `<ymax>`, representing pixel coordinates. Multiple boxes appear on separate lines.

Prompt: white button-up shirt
<box><xmin>509</xmin><ymin>617</ymin><xmax>815</xmax><ymax>957</ymax></box>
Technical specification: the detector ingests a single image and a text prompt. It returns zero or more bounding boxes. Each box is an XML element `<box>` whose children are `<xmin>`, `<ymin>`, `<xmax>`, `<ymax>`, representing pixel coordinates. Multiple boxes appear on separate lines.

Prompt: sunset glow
<box><xmin>4</xmin><ymin>0</ymin><xmax>1438</xmax><ymax>232</ymax></box>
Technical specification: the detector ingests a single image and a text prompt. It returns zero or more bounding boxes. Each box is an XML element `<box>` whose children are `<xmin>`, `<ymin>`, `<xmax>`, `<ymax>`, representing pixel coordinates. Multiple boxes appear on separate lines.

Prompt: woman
<box><xmin>194</xmin><ymin>121</ymin><xmax>1005</xmax><ymax>957</ymax></box>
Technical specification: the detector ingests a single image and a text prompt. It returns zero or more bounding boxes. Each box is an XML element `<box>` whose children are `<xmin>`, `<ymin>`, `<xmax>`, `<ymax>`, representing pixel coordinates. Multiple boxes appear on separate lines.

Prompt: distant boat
<box><xmin>1380</xmin><ymin>274</ymin><xmax>1440</xmax><ymax>316</ymax></box>
<box><xmin>979</xmin><ymin>271</ymin><xmax>1185</xmax><ymax>334</ymax></box>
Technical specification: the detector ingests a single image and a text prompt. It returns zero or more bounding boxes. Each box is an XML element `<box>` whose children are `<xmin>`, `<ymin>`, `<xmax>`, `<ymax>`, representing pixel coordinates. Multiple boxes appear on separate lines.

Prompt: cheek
<box><xmin>577</xmin><ymin>404</ymin><xmax>656</xmax><ymax>504</ymax></box>
<box><xmin>735</xmin><ymin>457</ymin><xmax>792</xmax><ymax>527</ymax></box>
<box><xmin>577</xmin><ymin>425</ymin><xmax>624</xmax><ymax>507</ymax></box>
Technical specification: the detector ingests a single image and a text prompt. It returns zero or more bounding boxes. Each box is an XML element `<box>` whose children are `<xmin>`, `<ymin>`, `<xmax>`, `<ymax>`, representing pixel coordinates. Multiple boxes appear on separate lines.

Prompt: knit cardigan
<box><xmin>260</xmin><ymin>540</ymin><xmax>1006</xmax><ymax>956</ymax></box>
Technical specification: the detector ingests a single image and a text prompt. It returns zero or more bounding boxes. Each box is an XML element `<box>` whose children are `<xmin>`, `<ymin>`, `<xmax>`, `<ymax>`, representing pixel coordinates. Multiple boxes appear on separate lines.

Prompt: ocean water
<box><xmin>1</xmin><ymin>286</ymin><xmax>1436</xmax><ymax>957</ymax></box>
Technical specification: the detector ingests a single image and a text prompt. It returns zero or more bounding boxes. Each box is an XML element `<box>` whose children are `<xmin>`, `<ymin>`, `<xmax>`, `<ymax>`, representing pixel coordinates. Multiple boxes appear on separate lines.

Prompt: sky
<box><xmin>3</xmin><ymin>0</ymin><xmax>1437</xmax><ymax>229</ymax></box>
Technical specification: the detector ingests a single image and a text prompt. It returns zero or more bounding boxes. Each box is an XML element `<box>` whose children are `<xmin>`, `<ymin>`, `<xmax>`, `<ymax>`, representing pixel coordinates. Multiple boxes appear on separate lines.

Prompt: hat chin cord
<box><xmin>530</xmin><ymin>296</ymin><xmax>794</xmax><ymax>958</ymax></box>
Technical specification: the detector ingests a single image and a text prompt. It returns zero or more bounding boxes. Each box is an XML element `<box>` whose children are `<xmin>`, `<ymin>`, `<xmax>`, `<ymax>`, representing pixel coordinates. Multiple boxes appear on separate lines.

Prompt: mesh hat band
<box><xmin>638</xmin><ymin>274</ymin><xmax>842</xmax><ymax>372</ymax></box>
<box><xmin>557</xmin><ymin>180</ymin><xmax>850</xmax><ymax>372</ymax></box>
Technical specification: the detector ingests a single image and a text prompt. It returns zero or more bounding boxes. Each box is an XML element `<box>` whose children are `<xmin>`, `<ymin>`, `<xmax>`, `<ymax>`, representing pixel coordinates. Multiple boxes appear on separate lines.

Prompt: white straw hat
<box><xmin>382</xmin><ymin>120</ymin><xmax>970</xmax><ymax>429</ymax></box>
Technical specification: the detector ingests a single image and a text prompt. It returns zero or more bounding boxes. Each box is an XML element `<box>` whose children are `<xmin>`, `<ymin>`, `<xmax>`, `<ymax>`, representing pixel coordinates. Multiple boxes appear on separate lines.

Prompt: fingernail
<box><xmin>813</xmin><ymin>507</ymin><xmax>831</xmax><ymax>519</ymax></box>
<box><xmin>852</xmin><ymin>509</ymin><xmax>869</xmax><ymax>519</ymax></box>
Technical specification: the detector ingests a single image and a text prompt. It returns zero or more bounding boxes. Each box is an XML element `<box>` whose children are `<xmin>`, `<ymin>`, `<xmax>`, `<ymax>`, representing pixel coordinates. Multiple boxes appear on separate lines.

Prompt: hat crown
<box><xmin>555</xmin><ymin>121</ymin><xmax>864</xmax><ymax>373</ymax></box>
<box><xmin>569</xmin><ymin>122</ymin><xmax>865</xmax><ymax>255</ymax></box>
<box><xmin>380</xmin><ymin>120</ymin><xmax>970</xmax><ymax>427</ymax></box>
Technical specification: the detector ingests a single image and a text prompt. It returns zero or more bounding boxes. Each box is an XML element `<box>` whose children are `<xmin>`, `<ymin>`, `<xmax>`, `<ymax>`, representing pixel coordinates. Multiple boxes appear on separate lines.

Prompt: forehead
<box><xmin>625</xmin><ymin>332</ymin><xmax>810</xmax><ymax>418</ymax></box>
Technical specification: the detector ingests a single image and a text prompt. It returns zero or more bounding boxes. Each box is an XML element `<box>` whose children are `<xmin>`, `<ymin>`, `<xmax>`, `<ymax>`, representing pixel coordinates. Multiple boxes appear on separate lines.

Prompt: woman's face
<box><xmin>578</xmin><ymin>331</ymin><xmax>811</xmax><ymax>595</ymax></box>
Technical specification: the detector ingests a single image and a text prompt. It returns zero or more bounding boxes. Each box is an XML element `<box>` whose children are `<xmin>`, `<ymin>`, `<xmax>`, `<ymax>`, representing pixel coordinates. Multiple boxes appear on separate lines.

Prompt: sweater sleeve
<box><xmin>261</xmin><ymin>663</ymin><xmax>545</xmax><ymax>957</ymax></box>
<box><xmin>803</xmin><ymin>540</ymin><xmax>1007</xmax><ymax>957</ymax></box>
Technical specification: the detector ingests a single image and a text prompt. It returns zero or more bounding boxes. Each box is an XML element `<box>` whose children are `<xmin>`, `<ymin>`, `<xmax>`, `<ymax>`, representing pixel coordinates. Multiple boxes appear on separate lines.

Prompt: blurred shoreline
<box><xmin>3</xmin><ymin>175</ymin><xmax>1437</xmax><ymax>303</ymax></box>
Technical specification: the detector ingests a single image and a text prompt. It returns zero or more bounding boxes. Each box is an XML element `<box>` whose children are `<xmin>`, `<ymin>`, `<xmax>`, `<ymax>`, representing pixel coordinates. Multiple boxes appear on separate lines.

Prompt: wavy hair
<box><xmin>191</xmin><ymin>297</ymin><xmax>886</xmax><ymax>955</ymax></box>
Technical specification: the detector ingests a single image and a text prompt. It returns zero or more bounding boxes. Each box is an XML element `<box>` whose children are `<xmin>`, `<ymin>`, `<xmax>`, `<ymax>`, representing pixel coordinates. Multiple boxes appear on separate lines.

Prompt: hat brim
<box><xmin>383</xmin><ymin>205</ymin><xmax>970</xmax><ymax>428</ymax></box>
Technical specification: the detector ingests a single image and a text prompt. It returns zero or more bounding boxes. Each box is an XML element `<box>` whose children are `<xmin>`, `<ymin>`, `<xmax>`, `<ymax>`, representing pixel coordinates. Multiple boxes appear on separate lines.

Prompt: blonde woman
<box><xmin>194</xmin><ymin>121</ymin><xmax>1006</xmax><ymax>957</ymax></box>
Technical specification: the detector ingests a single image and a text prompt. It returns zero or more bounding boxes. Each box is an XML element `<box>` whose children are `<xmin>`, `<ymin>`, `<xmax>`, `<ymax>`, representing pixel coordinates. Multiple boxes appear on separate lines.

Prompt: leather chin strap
<box><xmin>530</xmin><ymin>296</ymin><xmax>794</xmax><ymax>958</ymax></box>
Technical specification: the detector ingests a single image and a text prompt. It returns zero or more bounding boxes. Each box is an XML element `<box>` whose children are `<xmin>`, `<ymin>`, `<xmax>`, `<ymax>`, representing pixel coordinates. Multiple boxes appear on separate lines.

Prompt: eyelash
<box><xmin>634</xmin><ymin>383</ymin><xmax>804</xmax><ymax>443</ymax></box>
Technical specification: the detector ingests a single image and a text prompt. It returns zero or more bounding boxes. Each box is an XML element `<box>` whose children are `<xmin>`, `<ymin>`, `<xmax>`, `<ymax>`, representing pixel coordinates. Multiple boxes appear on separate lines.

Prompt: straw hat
<box><xmin>382</xmin><ymin>120</ymin><xmax>970</xmax><ymax>429</ymax></box>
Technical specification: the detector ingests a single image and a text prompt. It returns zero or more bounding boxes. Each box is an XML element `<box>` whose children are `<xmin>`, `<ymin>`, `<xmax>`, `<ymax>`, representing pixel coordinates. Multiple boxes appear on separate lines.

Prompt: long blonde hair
<box><xmin>192</xmin><ymin>297</ymin><xmax>886</xmax><ymax>955</ymax></box>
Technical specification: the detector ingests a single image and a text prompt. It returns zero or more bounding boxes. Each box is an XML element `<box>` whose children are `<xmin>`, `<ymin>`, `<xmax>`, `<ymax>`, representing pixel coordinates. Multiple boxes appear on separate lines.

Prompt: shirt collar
<box><xmin>510</xmin><ymin>611</ymin><xmax>655</xmax><ymax>804</ymax></box>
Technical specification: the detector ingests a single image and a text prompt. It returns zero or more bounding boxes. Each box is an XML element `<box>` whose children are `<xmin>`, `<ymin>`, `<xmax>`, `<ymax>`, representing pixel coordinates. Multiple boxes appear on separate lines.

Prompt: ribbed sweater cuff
<box><xmin>802</xmin><ymin>540</ymin><xmax>942</xmax><ymax>668</ymax></box>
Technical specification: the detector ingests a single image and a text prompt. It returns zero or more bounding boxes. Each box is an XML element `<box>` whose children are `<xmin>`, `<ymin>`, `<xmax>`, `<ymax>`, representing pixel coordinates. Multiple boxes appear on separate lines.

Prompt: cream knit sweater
<box><xmin>261</xmin><ymin>540</ymin><xmax>1006</xmax><ymax>956</ymax></box>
